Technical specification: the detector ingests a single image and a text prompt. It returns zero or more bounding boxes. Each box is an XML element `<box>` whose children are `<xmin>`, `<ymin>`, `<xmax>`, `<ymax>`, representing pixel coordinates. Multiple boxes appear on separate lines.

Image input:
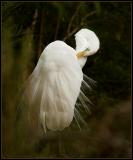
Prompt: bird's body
<box><xmin>19</xmin><ymin>28</ymin><xmax>100</xmax><ymax>133</ymax></box>
<box><xmin>33</xmin><ymin>41</ymin><xmax>83</xmax><ymax>131</ymax></box>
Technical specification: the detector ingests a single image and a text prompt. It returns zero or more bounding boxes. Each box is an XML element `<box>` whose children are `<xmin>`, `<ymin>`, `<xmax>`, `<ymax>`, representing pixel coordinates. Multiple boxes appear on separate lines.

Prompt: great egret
<box><xmin>18</xmin><ymin>28</ymin><xmax>100</xmax><ymax>133</ymax></box>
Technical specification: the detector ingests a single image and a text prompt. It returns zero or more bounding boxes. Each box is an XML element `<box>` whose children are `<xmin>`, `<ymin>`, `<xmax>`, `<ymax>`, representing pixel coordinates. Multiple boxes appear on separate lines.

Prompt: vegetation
<box><xmin>2</xmin><ymin>1</ymin><xmax>131</xmax><ymax>158</ymax></box>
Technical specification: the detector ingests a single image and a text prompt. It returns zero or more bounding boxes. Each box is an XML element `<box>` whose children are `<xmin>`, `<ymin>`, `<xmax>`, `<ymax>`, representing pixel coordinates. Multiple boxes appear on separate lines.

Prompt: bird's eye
<box><xmin>85</xmin><ymin>48</ymin><xmax>90</xmax><ymax>52</ymax></box>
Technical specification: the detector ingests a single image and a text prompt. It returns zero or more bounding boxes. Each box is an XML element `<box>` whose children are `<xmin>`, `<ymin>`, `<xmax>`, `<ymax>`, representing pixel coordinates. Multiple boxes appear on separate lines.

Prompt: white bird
<box><xmin>19</xmin><ymin>28</ymin><xmax>100</xmax><ymax>133</ymax></box>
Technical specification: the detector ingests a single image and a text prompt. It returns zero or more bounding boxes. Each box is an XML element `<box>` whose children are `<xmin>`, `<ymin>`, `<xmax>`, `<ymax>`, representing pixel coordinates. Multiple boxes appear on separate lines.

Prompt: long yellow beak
<box><xmin>76</xmin><ymin>51</ymin><xmax>86</xmax><ymax>59</ymax></box>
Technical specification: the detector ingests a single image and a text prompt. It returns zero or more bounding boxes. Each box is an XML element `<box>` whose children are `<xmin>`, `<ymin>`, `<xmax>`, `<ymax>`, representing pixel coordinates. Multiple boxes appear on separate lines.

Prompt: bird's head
<box><xmin>75</xmin><ymin>28</ymin><xmax>100</xmax><ymax>68</ymax></box>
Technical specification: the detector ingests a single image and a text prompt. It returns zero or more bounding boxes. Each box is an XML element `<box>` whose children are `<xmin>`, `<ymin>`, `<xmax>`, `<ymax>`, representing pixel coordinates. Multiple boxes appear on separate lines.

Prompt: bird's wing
<box><xmin>18</xmin><ymin>41</ymin><xmax>83</xmax><ymax>132</ymax></box>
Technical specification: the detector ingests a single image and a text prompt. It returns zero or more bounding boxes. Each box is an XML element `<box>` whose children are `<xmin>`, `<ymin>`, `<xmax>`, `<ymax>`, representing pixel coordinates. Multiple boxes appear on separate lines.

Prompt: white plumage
<box><xmin>21</xmin><ymin>28</ymin><xmax>100</xmax><ymax>132</ymax></box>
<box><xmin>75</xmin><ymin>28</ymin><xmax>100</xmax><ymax>68</ymax></box>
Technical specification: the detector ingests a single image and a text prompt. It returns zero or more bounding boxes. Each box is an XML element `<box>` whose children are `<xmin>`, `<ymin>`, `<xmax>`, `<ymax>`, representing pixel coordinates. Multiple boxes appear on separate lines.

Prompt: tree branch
<box><xmin>54</xmin><ymin>15</ymin><xmax>60</xmax><ymax>40</ymax></box>
<box><xmin>63</xmin><ymin>27</ymin><xmax>79</xmax><ymax>41</ymax></box>
<box><xmin>80</xmin><ymin>11</ymin><xmax>97</xmax><ymax>26</ymax></box>
<box><xmin>63</xmin><ymin>10</ymin><xmax>97</xmax><ymax>41</ymax></box>
<box><xmin>67</xmin><ymin>3</ymin><xmax>82</xmax><ymax>35</ymax></box>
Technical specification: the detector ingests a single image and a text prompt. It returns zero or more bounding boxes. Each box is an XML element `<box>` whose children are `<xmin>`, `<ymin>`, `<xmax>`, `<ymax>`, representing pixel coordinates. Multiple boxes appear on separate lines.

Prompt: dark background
<box><xmin>2</xmin><ymin>1</ymin><xmax>131</xmax><ymax>158</ymax></box>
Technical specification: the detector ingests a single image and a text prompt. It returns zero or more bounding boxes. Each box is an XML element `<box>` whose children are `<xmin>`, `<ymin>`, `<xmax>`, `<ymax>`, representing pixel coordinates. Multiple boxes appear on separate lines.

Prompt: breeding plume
<box><xmin>19</xmin><ymin>28</ymin><xmax>100</xmax><ymax>133</ymax></box>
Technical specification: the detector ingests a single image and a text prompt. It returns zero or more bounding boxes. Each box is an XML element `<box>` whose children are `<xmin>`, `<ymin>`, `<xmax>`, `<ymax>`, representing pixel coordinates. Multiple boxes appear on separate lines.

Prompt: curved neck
<box><xmin>76</xmin><ymin>51</ymin><xmax>87</xmax><ymax>68</ymax></box>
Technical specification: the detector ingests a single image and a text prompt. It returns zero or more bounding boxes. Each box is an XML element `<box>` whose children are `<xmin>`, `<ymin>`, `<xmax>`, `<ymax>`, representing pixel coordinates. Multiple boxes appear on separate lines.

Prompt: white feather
<box><xmin>75</xmin><ymin>28</ymin><xmax>100</xmax><ymax>68</ymax></box>
<box><xmin>20</xmin><ymin>28</ymin><xmax>100</xmax><ymax>133</ymax></box>
<box><xmin>27</xmin><ymin>41</ymin><xmax>83</xmax><ymax>131</ymax></box>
